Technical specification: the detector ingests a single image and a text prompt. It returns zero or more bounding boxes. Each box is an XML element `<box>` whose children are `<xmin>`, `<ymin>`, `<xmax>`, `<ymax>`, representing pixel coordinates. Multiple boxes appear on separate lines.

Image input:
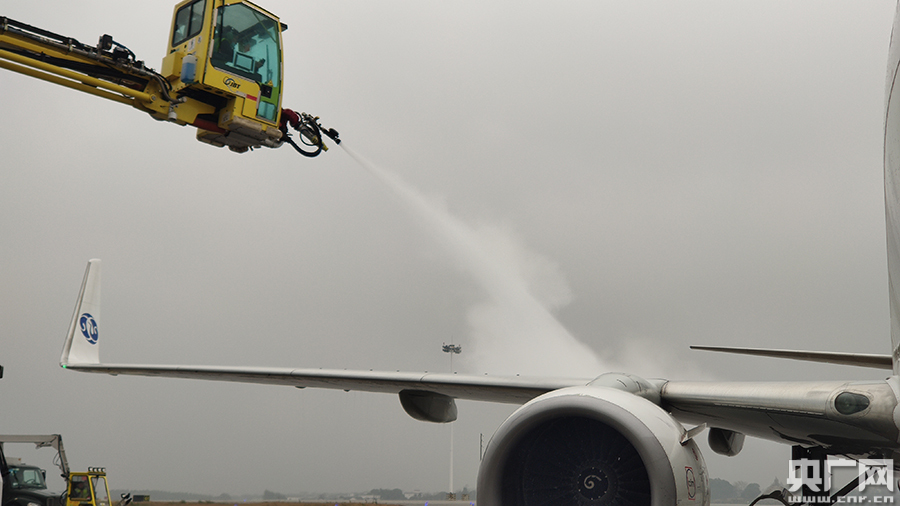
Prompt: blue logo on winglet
<box><xmin>79</xmin><ymin>313</ymin><xmax>98</xmax><ymax>345</ymax></box>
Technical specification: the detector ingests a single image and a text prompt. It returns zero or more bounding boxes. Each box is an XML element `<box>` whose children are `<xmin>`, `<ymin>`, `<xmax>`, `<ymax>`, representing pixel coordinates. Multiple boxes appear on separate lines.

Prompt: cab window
<box><xmin>91</xmin><ymin>476</ymin><xmax>109</xmax><ymax>506</ymax></box>
<box><xmin>210</xmin><ymin>3</ymin><xmax>280</xmax><ymax>88</ymax></box>
<box><xmin>91</xmin><ymin>476</ymin><xmax>109</xmax><ymax>503</ymax></box>
<box><xmin>172</xmin><ymin>0</ymin><xmax>206</xmax><ymax>46</ymax></box>
<box><xmin>69</xmin><ymin>476</ymin><xmax>91</xmax><ymax>499</ymax></box>
<box><xmin>9</xmin><ymin>468</ymin><xmax>46</xmax><ymax>490</ymax></box>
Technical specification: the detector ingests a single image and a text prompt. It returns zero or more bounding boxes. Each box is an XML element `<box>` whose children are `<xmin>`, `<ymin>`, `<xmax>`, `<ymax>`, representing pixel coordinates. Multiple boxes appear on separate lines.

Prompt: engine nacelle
<box><xmin>477</xmin><ymin>385</ymin><xmax>709</xmax><ymax>506</ymax></box>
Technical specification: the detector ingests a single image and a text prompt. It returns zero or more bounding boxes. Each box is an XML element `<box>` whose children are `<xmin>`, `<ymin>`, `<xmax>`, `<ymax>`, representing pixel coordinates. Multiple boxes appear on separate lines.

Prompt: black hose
<box><xmin>283</xmin><ymin>134</ymin><xmax>321</xmax><ymax>157</ymax></box>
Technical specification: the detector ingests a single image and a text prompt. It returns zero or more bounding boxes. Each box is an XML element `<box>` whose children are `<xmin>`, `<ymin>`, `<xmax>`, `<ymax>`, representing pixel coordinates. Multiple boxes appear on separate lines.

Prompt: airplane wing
<box><xmin>61</xmin><ymin>260</ymin><xmax>899</xmax><ymax>447</ymax></box>
<box><xmin>61</xmin><ymin>260</ymin><xmax>590</xmax><ymax>414</ymax></box>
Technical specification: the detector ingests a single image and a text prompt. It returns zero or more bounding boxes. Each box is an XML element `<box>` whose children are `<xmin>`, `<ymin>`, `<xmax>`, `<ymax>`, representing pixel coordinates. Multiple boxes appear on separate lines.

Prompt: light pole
<box><xmin>442</xmin><ymin>343</ymin><xmax>461</xmax><ymax>499</ymax></box>
<box><xmin>442</xmin><ymin>343</ymin><xmax>461</xmax><ymax>373</ymax></box>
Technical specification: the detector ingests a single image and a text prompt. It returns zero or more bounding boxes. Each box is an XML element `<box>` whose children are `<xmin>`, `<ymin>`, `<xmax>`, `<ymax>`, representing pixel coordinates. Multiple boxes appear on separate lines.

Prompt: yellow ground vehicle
<box><xmin>0</xmin><ymin>435</ymin><xmax>130</xmax><ymax>506</ymax></box>
<box><xmin>65</xmin><ymin>469</ymin><xmax>121</xmax><ymax>506</ymax></box>
<box><xmin>0</xmin><ymin>1</ymin><xmax>338</xmax><ymax>154</ymax></box>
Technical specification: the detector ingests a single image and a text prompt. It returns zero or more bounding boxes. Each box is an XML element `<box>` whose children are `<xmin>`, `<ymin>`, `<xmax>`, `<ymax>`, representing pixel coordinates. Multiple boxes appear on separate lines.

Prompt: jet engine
<box><xmin>477</xmin><ymin>384</ymin><xmax>709</xmax><ymax>506</ymax></box>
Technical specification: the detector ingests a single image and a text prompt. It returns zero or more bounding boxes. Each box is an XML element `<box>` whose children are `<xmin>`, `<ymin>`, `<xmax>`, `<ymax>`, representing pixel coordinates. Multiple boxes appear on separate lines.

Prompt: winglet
<box><xmin>60</xmin><ymin>259</ymin><xmax>101</xmax><ymax>367</ymax></box>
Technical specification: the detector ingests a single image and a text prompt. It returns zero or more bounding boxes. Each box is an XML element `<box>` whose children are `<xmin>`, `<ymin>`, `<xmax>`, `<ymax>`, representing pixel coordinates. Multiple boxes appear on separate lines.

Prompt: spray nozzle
<box><xmin>322</xmin><ymin>126</ymin><xmax>341</xmax><ymax>145</ymax></box>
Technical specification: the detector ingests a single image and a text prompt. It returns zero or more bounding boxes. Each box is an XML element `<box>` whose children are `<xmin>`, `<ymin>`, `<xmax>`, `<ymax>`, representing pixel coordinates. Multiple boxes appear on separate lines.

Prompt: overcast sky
<box><xmin>2</xmin><ymin>0</ymin><xmax>898</xmax><ymax>497</ymax></box>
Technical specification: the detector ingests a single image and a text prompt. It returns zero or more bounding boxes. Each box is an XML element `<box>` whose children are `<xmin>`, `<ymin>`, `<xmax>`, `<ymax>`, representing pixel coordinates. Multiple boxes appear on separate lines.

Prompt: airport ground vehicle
<box><xmin>0</xmin><ymin>435</ymin><xmax>128</xmax><ymax>506</ymax></box>
<box><xmin>0</xmin><ymin>0</ymin><xmax>339</xmax><ymax>155</ymax></box>
<box><xmin>62</xmin><ymin>469</ymin><xmax>121</xmax><ymax>506</ymax></box>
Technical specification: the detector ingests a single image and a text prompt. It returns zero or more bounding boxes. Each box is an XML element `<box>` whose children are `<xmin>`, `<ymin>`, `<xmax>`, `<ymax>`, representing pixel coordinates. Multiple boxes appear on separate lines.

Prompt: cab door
<box><xmin>205</xmin><ymin>0</ymin><xmax>283</xmax><ymax>124</ymax></box>
<box><xmin>66</xmin><ymin>475</ymin><xmax>92</xmax><ymax>506</ymax></box>
<box><xmin>89</xmin><ymin>476</ymin><xmax>108</xmax><ymax>506</ymax></box>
